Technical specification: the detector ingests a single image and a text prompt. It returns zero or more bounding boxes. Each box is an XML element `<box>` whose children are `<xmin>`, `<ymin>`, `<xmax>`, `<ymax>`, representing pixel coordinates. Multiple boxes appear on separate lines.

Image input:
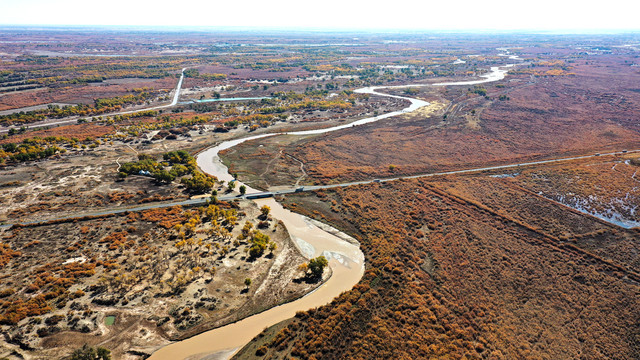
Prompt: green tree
<box><xmin>308</xmin><ymin>256</ymin><xmax>328</xmax><ymax>279</ymax></box>
<box><xmin>239</xmin><ymin>185</ymin><xmax>246</xmax><ymax>195</ymax></box>
<box><xmin>269</xmin><ymin>241</ymin><xmax>277</xmax><ymax>254</ymax></box>
<box><xmin>153</xmin><ymin>169</ymin><xmax>176</xmax><ymax>184</ymax></box>
<box><xmin>248</xmin><ymin>231</ymin><xmax>270</xmax><ymax>258</ymax></box>
<box><xmin>244</xmin><ymin>278</ymin><xmax>252</xmax><ymax>289</ymax></box>
<box><xmin>70</xmin><ymin>344</ymin><xmax>111</xmax><ymax>360</ymax></box>
<box><xmin>170</xmin><ymin>164</ymin><xmax>189</xmax><ymax>177</ymax></box>
<box><xmin>181</xmin><ymin>171</ymin><xmax>215</xmax><ymax>194</ymax></box>
<box><xmin>403</xmin><ymin>88</ymin><xmax>419</xmax><ymax>95</ymax></box>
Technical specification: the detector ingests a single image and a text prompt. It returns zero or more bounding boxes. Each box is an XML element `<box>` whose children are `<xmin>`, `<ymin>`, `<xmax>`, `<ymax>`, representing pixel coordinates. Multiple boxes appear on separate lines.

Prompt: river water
<box><xmin>148</xmin><ymin>61</ymin><xmax>517</xmax><ymax>360</ymax></box>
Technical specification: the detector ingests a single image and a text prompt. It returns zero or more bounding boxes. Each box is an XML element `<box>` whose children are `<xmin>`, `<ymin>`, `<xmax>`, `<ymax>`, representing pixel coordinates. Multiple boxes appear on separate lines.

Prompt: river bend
<box><xmin>149</xmin><ymin>60</ymin><xmax>517</xmax><ymax>360</ymax></box>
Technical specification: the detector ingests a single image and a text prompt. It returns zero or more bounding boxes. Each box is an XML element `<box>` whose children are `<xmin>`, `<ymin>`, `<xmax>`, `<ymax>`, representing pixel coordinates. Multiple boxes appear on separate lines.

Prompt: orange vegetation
<box><xmin>0</xmin><ymin>261</ymin><xmax>95</xmax><ymax>325</ymax></box>
<box><xmin>99</xmin><ymin>231</ymin><xmax>132</xmax><ymax>251</ymax></box>
<box><xmin>139</xmin><ymin>206</ymin><xmax>186</xmax><ymax>229</ymax></box>
<box><xmin>274</xmin><ymin>61</ymin><xmax>640</xmax><ymax>185</ymax></box>
<box><xmin>0</xmin><ymin>243</ymin><xmax>20</xmax><ymax>268</ymax></box>
<box><xmin>513</xmin><ymin>157</ymin><xmax>640</xmax><ymax>226</ymax></box>
<box><xmin>265</xmin><ymin>178</ymin><xmax>640</xmax><ymax>359</ymax></box>
<box><xmin>0</xmin><ymin>123</ymin><xmax>115</xmax><ymax>145</ymax></box>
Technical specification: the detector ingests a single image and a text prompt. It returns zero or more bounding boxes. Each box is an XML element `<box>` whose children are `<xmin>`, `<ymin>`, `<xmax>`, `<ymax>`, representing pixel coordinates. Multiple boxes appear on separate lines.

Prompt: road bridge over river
<box><xmin>3</xmin><ymin>149</ymin><xmax>635</xmax><ymax>229</ymax></box>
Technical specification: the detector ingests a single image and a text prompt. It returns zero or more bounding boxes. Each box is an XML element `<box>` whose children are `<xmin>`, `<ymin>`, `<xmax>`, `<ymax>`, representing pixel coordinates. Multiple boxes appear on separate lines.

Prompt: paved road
<box><xmin>253</xmin><ymin>149</ymin><xmax>639</xmax><ymax>195</ymax></box>
<box><xmin>0</xmin><ymin>68</ymin><xmax>187</xmax><ymax>133</ymax></box>
<box><xmin>3</xmin><ymin>149</ymin><xmax>635</xmax><ymax>229</ymax></box>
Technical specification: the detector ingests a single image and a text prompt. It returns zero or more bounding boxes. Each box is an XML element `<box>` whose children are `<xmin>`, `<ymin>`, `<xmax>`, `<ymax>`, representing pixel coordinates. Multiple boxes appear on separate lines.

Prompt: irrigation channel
<box><xmin>149</xmin><ymin>58</ymin><xmax>521</xmax><ymax>360</ymax></box>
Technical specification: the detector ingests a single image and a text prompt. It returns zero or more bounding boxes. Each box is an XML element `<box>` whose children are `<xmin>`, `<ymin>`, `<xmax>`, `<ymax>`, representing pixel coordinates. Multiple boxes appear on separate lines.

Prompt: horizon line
<box><xmin>1</xmin><ymin>24</ymin><xmax>640</xmax><ymax>35</ymax></box>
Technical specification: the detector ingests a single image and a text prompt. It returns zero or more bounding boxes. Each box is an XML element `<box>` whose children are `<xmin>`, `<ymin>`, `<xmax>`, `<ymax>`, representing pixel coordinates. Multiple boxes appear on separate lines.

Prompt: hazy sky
<box><xmin>0</xmin><ymin>0</ymin><xmax>638</xmax><ymax>31</ymax></box>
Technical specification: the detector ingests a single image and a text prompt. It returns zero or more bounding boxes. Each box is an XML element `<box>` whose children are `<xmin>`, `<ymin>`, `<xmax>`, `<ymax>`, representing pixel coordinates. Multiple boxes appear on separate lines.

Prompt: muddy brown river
<box><xmin>149</xmin><ymin>60</ymin><xmax>517</xmax><ymax>360</ymax></box>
